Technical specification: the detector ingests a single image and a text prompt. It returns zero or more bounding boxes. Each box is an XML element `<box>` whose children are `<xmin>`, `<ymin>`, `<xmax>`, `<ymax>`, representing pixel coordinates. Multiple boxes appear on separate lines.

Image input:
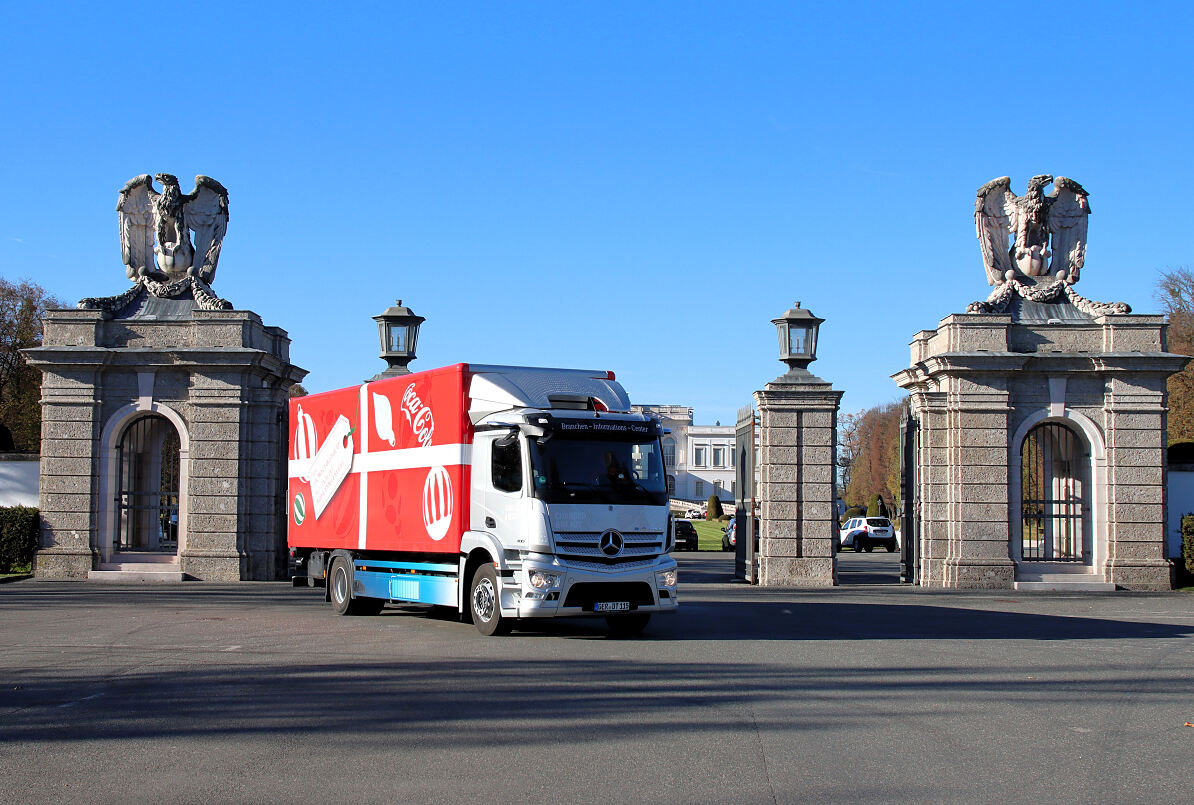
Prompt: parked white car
<box><xmin>839</xmin><ymin>516</ymin><xmax>898</xmax><ymax>552</ymax></box>
<box><xmin>684</xmin><ymin>508</ymin><xmax>702</xmax><ymax>519</ymax></box>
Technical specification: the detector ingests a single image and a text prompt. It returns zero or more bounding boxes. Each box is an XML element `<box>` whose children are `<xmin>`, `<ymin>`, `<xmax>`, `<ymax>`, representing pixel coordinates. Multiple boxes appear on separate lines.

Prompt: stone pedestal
<box><xmin>894</xmin><ymin>312</ymin><xmax>1187</xmax><ymax>590</ymax></box>
<box><xmin>753</xmin><ymin>373</ymin><xmax>842</xmax><ymax>587</ymax></box>
<box><xmin>24</xmin><ymin>298</ymin><xmax>306</xmax><ymax>581</ymax></box>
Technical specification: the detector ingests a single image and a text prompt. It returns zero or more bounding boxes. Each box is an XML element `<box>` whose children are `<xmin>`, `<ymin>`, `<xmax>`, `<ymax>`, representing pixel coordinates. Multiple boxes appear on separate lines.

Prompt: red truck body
<box><xmin>287</xmin><ymin>363</ymin><xmax>473</xmax><ymax>555</ymax></box>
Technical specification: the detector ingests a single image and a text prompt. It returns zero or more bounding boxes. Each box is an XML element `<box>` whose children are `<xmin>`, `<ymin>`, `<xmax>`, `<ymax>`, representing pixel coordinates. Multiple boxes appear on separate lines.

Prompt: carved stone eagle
<box><xmin>117</xmin><ymin>174</ymin><xmax>229</xmax><ymax>284</ymax></box>
<box><xmin>974</xmin><ymin>175</ymin><xmax>1089</xmax><ymax>286</ymax></box>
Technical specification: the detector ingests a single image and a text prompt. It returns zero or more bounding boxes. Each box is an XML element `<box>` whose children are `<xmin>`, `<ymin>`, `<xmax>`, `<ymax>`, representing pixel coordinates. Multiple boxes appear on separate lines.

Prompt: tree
<box><xmin>706</xmin><ymin>495</ymin><xmax>724</xmax><ymax>520</ymax></box>
<box><xmin>866</xmin><ymin>493</ymin><xmax>889</xmax><ymax>518</ymax></box>
<box><xmin>1156</xmin><ymin>267</ymin><xmax>1194</xmax><ymax>444</ymax></box>
<box><xmin>840</xmin><ymin>399</ymin><xmax>905</xmax><ymax>510</ymax></box>
<box><xmin>288</xmin><ymin>383</ymin><xmax>309</xmax><ymax>397</ymax></box>
<box><xmin>0</xmin><ymin>278</ymin><xmax>64</xmax><ymax>451</ymax></box>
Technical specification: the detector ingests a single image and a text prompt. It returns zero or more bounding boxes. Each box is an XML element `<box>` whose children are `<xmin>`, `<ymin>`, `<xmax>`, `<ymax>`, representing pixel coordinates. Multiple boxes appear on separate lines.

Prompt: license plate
<box><xmin>594</xmin><ymin>601</ymin><xmax>630</xmax><ymax>612</ymax></box>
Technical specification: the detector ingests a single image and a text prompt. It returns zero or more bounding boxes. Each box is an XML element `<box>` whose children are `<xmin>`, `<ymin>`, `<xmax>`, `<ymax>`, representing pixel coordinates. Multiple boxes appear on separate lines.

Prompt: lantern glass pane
<box><xmin>789</xmin><ymin>325</ymin><xmax>811</xmax><ymax>356</ymax></box>
<box><xmin>388</xmin><ymin>324</ymin><xmax>408</xmax><ymax>353</ymax></box>
<box><xmin>776</xmin><ymin>324</ymin><xmax>789</xmax><ymax>357</ymax></box>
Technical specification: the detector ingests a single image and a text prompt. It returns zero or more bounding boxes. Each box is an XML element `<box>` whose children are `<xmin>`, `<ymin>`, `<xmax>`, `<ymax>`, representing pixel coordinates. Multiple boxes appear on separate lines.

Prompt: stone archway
<box><xmin>114</xmin><ymin>414</ymin><xmax>181</xmax><ymax>554</ymax></box>
<box><xmin>97</xmin><ymin>401</ymin><xmax>191</xmax><ymax>568</ymax></box>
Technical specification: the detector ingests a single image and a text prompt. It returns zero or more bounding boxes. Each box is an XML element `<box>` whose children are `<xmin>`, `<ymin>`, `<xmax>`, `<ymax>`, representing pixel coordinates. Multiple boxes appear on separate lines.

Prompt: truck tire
<box><xmin>606</xmin><ymin>613</ymin><xmax>650</xmax><ymax>636</ymax></box>
<box><xmin>469</xmin><ymin>563</ymin><xmax>512</xmax><ymax>636</ymax></box>
<box><xmin>328</xmin><ymin>556</ymin><xmax>384</xmax><ymax>616</ymax></box>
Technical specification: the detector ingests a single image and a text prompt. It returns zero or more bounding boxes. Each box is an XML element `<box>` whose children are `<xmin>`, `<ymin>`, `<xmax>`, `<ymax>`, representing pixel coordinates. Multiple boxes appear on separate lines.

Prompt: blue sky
<box><xmin>3</xmin><ymin>2</ymin><xmax>1192</xmax><ymax>426</ymax></box>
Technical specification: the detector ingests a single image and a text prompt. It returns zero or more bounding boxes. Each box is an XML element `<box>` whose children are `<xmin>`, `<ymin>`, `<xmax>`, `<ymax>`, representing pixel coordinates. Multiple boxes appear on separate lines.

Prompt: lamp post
<box><xmin>371</xmin><ymin>300</ymin><xmax>425</xmax><ymax>380</ymax></box>
<box><xmin>771</xmin><ymin>301</ymin><xmax>824</xmax><ymax>381</ymax></box>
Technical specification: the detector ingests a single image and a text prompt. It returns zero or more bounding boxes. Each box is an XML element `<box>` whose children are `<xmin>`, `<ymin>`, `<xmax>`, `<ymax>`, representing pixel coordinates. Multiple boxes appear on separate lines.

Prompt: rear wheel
<box><xmin>853</xmin><ymin>539</ymin><xmax>864</xmax><ymax>553</ymax></box>
<box><xmin>328</xmin><ymin>556</ymin><xmax>384</xmax><ymax>616</ymax></box>
<box><xmin>606</xmin><ymin>613</ymin><xmax>650</xmax><ymax>636</ymax></box>
<box><xmin>864</xmin><ymin>543</ymin><xmax>874</xmax><ymax>552</ymax></box>
<box><xmin>886</xmin><ymin>541</ymin><xmax>897</xmax><ymax>553</ymax></box>
<box><xmin>469</xmin><ymin>563</ymin><xmax>512</xmax><ymax>636</ymax></box>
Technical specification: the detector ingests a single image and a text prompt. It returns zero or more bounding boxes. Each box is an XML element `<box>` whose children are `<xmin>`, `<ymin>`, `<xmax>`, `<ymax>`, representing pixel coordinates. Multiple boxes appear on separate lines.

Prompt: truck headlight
<box><xmin>655</xmin><ymin>568</ymin><xmax>677</xmax><ymax>588</ymax></box>
<box><xmin>528</xmin><ymin>570</ymin><xmax>561</xmax><ymax>590</ymax></box>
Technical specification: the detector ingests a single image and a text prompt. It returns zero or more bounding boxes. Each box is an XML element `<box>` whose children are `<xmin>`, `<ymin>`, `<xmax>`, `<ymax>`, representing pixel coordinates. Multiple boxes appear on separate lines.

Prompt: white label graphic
<box><xmin>402</xmin><ymin>384</ymin><xmax>435</xmax><ymax>448</ymax></box>
<box><xmin>310</xmin><ymin>415</ymin><xmax>354</xmax><ymax>519</ymax></box>
<box><xmin>422</xmin><ymin>466</ymin><xmax>453</xmax><ymax>541</ymax></box>
<box><xmin>293</xmin><ymin>404</ymin><xmax>318</xmax><ymax>482</ymax></box>
<box><xmin>372</xmin><ymin>392</ymin><xmax>396</xmax><ymax>447</ymax></box>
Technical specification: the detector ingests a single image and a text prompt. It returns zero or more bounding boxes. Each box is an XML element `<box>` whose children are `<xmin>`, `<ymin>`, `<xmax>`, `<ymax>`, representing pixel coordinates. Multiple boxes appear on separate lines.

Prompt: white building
<box><xmin>631</xmin><ymin>404</ymin><xmax>736</xmax><ymax>508</ymax></box>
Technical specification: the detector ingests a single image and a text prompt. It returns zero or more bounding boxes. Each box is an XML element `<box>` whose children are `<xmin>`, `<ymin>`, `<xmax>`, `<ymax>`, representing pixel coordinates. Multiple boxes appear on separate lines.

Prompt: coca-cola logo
<box><xmin>402</xmin><ymin>384</ymin><xmax>435</xmax><ymax>447</ymax></box>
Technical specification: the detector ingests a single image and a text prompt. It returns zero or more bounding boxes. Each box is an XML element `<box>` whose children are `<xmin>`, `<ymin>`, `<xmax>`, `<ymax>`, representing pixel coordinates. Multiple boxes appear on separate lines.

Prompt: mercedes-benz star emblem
<box><xmin>599</xmin><ymin>529</ymin><xmax>625</xmax><ymax>557</ymax></box>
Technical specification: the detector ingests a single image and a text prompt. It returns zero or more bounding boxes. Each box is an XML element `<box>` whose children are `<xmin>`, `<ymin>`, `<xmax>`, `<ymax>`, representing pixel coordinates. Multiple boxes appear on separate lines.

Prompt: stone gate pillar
<box><xmin>752</xmin><ymin>302</ymin><xmax>842</xmax><ymax>586</ymax></box>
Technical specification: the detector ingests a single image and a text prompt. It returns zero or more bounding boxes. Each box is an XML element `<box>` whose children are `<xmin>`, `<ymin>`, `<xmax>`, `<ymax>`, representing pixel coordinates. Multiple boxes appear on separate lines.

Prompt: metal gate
<box><xmin>1020</xmin><ymin>422</ymin><xmax>1088</xmax><ymax>562</ymax></box>
<box><xmin>898</xmin><ymin>403</ymin><xmax>918</xmax><ymax>583</ymax></box>
<box><xmin>116</xmin><ymin>415</ymin><xmax>180</xmax><ymax>553</ymax></box>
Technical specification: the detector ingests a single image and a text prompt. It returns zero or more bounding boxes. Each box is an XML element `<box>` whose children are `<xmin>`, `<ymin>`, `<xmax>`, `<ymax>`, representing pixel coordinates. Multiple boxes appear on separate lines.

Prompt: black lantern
<box><xmin>372</xmin><ymin>300</ymin><xmax>425</xmax><ymax>379</ymax></box>
<box><xmin>771</xmin><ymin>301</ymin><xmax>823</xmax><ymax>379</ymax></box>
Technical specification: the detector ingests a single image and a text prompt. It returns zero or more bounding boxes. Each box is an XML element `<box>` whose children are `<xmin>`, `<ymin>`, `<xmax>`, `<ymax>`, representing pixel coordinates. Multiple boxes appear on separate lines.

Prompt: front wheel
<box><xmin>469</xmin><ymin>563</ymin><xmax>512</xmax><ymax>636</ymax></box>
<box><xmin>606</xmin><ymin>613</ymin><xmax>650</xmax><ymax>636</ymax></box>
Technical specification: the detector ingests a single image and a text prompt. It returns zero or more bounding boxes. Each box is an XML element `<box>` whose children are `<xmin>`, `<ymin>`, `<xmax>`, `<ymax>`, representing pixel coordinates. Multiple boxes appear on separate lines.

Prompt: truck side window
<box><xmin>492</xmin><ymin>439</ymin><xmax>523</xmax><ymax>493</ymax></box>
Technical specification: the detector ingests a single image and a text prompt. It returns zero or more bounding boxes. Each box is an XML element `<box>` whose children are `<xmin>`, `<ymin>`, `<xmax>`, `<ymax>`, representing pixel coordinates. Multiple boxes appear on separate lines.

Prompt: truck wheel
<box><xmin>329</xmin><ymin>556</ymin><xmax>354</xmax><ymax>615</ymax></box>
<box><xmin>606</xmin><ymin>613</ymin><xmax>650</xmax><ymax>636</ymax></box>
<box><xmin>469</xmin><ymin>563</ymin><xmax>512</xmax><ymax>636</ymax></box>
<box><xmin>329</xmin><ymin>556</ymin><xmax>385</xmax><ymax>616</ymax></box>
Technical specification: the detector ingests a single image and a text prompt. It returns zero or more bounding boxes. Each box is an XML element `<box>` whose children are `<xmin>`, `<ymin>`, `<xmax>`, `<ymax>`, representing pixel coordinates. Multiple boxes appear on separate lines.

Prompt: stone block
<box><xmin>958</xmin><ymin>483</ymin><xmax>1011</xmax><ymax>504</ymax></box>
<box><xmin>1109</xmin><ymin>484</ymin><xmax>1165</xmax><ymax>505</ymax></box>
<box><xmin>1106</xmin><ymin>561</ymin><xmax>1172</xmax><ymax>591</ymax></box>
<box><xmin>38</xmin><ymin>455</ymin><xmax>94</xmax><ymax>477</ymax></box>
<box><xmin>187</xmin><ymin>495</ymin><xmax>240</xmax><ymax>515</ymax></box>
<box><xmin>758</xmin><ymin>556</ymin><xmax>835</xmax><ymax>587</ymax></box>
<box><xmin>759</xmin><ymin>537</ymin><xmax>800</xmax><ymax>556</ymax></box>
<box><xmin>39</xmin><ymin>474</ymin><xmax>95</xmax><ymax>495</ymax></box>
<box><xmin>1108</xmin><ymin>502</ymin><xmax>1164</xmax><ymax>524</ymax></box>
<box><xmin>1110</xmin><ymin>521</ymin><xmax>1165</xmax><ymax>541</ymax></box>
<box><xmin>959</xmin><ymin>428</ymin><xmax>1009</xmax><ymax>448</ymax></box>
<box><xmin>944</xmin><ymin>557</ymin><xmax>1015</xmax><ymax>589</ymax></box>
<box><xmin>187</xmin><ymin>513</ymin><xmax>239</xmax><ymax>533</ymax></box>
<box><xmin>189</xmin><ymin>459</ymin><xmax>242</xmax><ymax>479</ymax></box>
<box><xmin>1109</xmin><ymin>537</ymin><xmax>1167</xmax><ymax>560</ymax></box>
<box><xmin>960</xmin><ymin>446</ymin><xmax>1007</xmax><ymax>467</ymax></box>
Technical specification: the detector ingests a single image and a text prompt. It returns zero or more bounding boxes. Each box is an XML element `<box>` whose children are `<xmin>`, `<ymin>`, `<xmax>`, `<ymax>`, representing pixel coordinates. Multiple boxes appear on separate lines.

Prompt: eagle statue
<box><xmin>117</xmin><ymin>173</ymin><xmax>229</xmax><ymax>284</ymax></box>
<box><xmin>968</xmin><ymin>175</ymin><xmax>1128</xmax><ymax>316</ymax></box>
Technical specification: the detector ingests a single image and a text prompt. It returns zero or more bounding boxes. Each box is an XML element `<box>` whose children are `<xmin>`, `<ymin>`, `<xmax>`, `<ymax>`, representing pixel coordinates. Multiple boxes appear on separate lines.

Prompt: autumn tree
<box><xmin>0</xmin><ymin>278</ymin><xmax>64</xmax><ymax>451</ymax></box>
<box><xmin>1157</xmin><ymin>267</ymin><xmax>1194</xmax><ymax>445</ymax></box>
<box><xmin>839</xmin><ymin>399</ymin><xmax>905</xmax><ymax>511</ymax></box>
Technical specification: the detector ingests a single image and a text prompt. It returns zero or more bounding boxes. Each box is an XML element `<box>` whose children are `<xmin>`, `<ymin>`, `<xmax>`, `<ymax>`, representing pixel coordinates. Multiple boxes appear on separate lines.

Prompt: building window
<box><xmin>713</xmin><ymin>446</ymin><xmax>724</xmax><ymax>467</ymax></box>
<box><xmin>695</xmin><ymin>480</ymin><xmax>705</xmax><ymax>498</ymax></box>
<box><xmin>666</xmin><ymin>475</ymin><xmax>676</xmax><ymax>496</ymax></box>
<box><xmin>694</xmin><ymin>446</ymin><xmax>706</xmax><ymax>467</ymax></box>
<box><xmin>663</xmin><ymin>437</ymin><xmax>676</xmax><ymax>468</ymax></box>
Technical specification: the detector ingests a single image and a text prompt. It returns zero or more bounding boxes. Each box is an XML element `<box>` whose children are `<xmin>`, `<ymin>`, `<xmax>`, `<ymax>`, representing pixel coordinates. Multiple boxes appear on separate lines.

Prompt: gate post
<box><xmin>752</xmin><ymin>303</ymin><xmax>842</xmax><ymax>587</ymax></box>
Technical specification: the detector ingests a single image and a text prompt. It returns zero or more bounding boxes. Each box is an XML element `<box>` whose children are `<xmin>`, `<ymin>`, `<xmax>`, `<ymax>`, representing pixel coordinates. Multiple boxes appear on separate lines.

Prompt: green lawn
<box><xmin>692</xmin><ymin>519</ymin><xmax>730</xmax><ymax>551</ymax></box>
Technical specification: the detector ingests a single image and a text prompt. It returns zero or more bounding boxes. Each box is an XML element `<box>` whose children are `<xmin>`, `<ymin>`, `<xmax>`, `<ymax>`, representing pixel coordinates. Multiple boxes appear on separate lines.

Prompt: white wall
<box><xmin>1167</xmin><ymin>470</ymin><xmax>1194</xmax><ymax>559</ymax></box>
<box><xmin>0</xmin><ymin>457</ymin><xmax>40</xmax><ymax>507</ymax></box>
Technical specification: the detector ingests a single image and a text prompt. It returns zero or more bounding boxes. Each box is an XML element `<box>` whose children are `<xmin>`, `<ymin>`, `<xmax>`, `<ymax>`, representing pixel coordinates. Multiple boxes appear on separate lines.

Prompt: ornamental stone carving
<box><xmin>968</xmin><ymin>175</ymin><xmax>1129</xmax><ymax>316</ymax></box>
<box><xmin>79</xmin><ymin>174</ymin><xmax>232</xmax><ymax>312</ymax></box>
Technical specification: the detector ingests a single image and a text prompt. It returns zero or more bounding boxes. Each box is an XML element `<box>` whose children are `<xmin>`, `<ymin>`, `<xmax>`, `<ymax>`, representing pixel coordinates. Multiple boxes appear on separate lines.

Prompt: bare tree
<box><xmin>1156</xmin><ymin>267</ymin><xmax>1194</xmax><ymax>445</ymax></box>
<box><xmin>0</xmin><ymin>278</ymin><xmax>64</xmax><ymax>451</ymax></box>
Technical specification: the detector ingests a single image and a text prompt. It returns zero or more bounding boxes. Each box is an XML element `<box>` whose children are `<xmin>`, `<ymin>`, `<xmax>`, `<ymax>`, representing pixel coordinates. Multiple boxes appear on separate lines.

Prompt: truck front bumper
<box><xmin>503</xmin><ymin>556</ymin><xmax>679</xmax><ymax>619</ymax></box>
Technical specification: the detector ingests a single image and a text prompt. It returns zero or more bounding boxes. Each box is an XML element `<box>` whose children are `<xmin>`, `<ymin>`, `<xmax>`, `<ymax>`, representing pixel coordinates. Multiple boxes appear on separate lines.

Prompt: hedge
<box><xmin>0</xmin><ymin>506</ymin><xmax>39</xmax><ymax>573</ymax></box>
<box><xmin>1180</xmin><ymin>514</ymin><xmax>1194</xmax><ymax>586</ymax></box>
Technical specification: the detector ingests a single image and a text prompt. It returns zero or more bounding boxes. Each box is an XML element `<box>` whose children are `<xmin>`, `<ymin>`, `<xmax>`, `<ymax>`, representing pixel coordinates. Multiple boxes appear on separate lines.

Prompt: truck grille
<box><xmin>553</xmin><ymin>531</ymin><xmax>664</xmax><ymax>566</ymax></box>
<box><xmin>563</xmin><ymin>581</ymin><xmax>656</xmax><ymax>610</ymax></box>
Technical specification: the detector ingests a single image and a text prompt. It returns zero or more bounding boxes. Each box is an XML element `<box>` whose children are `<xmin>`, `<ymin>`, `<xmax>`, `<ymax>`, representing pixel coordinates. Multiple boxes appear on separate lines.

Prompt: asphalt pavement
<box><xmin>2</xmin><ymin>552</ymin><xmax>1192</xmax><ymax>804</ymax></box>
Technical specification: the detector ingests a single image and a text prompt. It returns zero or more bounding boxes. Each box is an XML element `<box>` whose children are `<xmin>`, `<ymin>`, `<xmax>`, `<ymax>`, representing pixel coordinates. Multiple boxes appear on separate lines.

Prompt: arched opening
<box><xmin>1019</xmin><ymin>421</ymin><xmax>1091</xmax><ymax>565</ymax></box>
<box><xmin>115</xmin><ymin>414</ymin><xmax>181</xmax><ymax>554</ymax></box>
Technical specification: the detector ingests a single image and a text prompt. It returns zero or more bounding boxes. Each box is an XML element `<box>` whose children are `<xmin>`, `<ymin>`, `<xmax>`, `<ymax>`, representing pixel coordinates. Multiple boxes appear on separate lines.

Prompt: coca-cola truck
<box><xmin>287</xmin><ymin>363</ymin><xmax>677</xmax><ymax>635</ymax></box>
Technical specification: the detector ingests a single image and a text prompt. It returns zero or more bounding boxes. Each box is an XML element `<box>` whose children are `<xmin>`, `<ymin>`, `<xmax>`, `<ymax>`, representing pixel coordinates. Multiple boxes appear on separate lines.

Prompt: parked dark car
<box><xmin>673</xmin><ymin>519</ymin><xmax>698</xmax><ymax>551</ymax></box>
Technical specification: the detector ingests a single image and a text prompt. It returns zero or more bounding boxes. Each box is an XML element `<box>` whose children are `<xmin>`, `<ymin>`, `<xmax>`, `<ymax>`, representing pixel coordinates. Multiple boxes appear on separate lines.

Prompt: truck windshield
<box><xmin>529</xmin><ymin>432</ymin><xmax>668</xmax><ymax>506</ymax></box>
